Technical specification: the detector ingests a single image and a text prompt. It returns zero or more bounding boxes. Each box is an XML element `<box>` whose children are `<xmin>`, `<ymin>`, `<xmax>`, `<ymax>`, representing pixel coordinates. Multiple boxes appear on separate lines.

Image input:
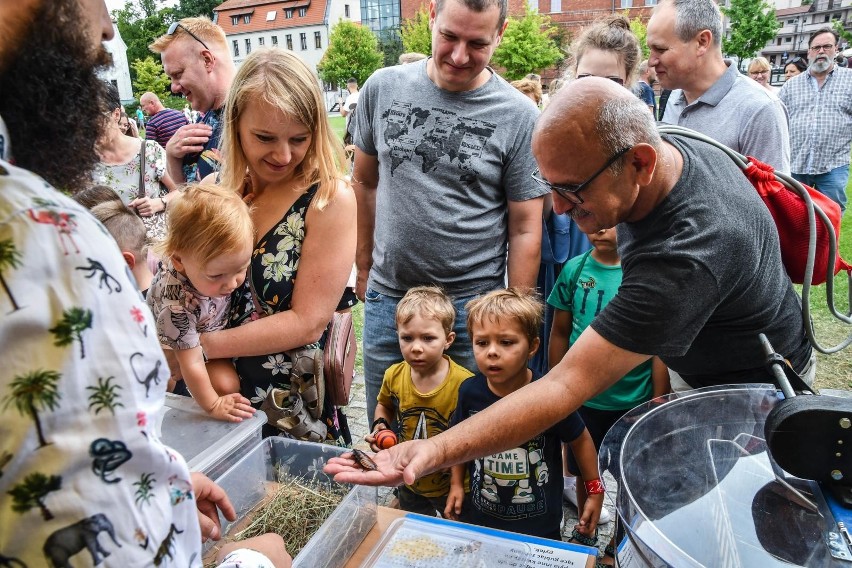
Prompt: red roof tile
<box><xmin>215</xmin><ymin>0</ymin><xmax>328</xmax><ymax>32</ymax></box>
<box><xmin>776</xmin><ymin>5</ymin><xmax>812</xmax><ymax>17</ymax></box>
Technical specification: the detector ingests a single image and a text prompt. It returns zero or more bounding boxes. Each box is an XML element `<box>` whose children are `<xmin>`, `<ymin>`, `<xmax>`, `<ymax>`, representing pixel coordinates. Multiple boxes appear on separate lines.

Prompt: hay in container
<box><xmin>204</xmin><ymin>468</ymin><xmax>348</xmax><ymax>567</ymax></box>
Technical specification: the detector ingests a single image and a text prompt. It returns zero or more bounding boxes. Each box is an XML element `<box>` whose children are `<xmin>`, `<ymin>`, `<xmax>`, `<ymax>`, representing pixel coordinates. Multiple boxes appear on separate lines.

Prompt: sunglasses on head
<box><xmin>167</xmin><ymin>22</ymin><xmax>210</xmax><ymax>52</ymax></box>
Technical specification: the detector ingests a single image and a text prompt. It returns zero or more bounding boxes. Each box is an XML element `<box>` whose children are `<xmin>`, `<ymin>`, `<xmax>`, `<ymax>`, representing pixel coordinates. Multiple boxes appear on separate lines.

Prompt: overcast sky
<box><xmin>106</xmin><ymin>0</ymin><xmax>177</xmax><ymax>14</ymax></box>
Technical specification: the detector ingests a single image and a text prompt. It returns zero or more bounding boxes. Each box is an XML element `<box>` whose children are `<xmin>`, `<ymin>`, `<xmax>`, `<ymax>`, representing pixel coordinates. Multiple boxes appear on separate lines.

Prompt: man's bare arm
<box><xmin>352</xmin><ymin>148</ymin><xmax>379</xmax><ymax>301</ymax></box>
<box><xmin>507</xmin><ymin>196</ymin><xmax>544</xmax><ymax>290</ymax></box>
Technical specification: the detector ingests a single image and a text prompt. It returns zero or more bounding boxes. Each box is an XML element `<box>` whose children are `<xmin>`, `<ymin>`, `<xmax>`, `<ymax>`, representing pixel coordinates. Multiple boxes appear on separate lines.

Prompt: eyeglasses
<box><xmin>531</xmin><ymin>147</ymin><xmax>632</xmax><ymax>205</ymax></box>
<box><xmin>576</xmin><ymin>73</ymin><xmax>625</xmax><ymax>86</ymax></box>
<box><xmin>809</xmin><ymin>43</ymin><xmax>836</xmax><ymax>53</ymax></box>
<box><xmin>749</xmin><ymin>70</ymin><xmax>769</xmax><ymax>76</ymax></box>
<box><xmin>167</xmin><ymin>21</ymin><xmax>211</xmax><ymax>52</ymax></box>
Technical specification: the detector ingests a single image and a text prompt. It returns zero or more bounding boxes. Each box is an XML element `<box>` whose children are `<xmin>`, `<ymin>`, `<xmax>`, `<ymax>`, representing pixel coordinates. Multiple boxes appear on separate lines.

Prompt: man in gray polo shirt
<box><xmin>648</xmin><ymin>0</ymin><xmax>790</xmax><ymax>173</ymax></box>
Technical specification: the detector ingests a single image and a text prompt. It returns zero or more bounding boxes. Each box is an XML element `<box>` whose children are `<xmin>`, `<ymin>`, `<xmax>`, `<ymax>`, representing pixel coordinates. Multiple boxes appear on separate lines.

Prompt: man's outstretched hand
<box><xmin>323</xmin><ymin>439</ymin><xmax>440</xmax><ymax>487</ymax></box>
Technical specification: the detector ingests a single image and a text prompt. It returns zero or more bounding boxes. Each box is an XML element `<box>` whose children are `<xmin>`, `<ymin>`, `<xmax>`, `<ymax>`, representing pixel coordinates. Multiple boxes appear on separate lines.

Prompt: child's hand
<box><xmin>444</xmin><ymin>486</ymin><xmax>465</xmax><ymax>520</ymax></box>
<box><xmin>206</xmin><ymin>393</ymin><xmax>255</xmax><ymax>423</ymax></box>
<box><xmin>576</xmin><ymin>491</ymin><xmax>604</xmax><ymax>537</ymax></box>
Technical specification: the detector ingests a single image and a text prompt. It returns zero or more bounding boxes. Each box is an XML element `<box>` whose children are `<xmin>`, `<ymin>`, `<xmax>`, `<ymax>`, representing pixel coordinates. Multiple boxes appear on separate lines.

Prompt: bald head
<box><xmin>140</xmin><ymin>92</ymin><xmax>164</xmax><ymax>116</ymax></box>
<box><xmin>535</xmin><ymin>78</ymin><xmax>659</xmax><ymax>164</ymax></box>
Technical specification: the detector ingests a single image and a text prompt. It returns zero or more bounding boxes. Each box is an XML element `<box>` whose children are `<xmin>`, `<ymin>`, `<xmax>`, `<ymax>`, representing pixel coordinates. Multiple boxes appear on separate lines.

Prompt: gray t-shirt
<box><xmin>662</xmin><ymin>63</ymin><xmax>791</xmax><ymax>174</ymax></box>
<box><xmin>353</xmin><ymin>59</ymin><xmax>545</xmax><ymax>296</ymax></box>
<box><xmin>591</xmin><ymin>135</ymin><xmax>811</xmax><ymax>385</ymax></box>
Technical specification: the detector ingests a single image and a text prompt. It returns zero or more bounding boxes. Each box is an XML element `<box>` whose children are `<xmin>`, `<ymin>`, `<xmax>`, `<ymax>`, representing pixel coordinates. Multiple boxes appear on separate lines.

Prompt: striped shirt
<box><xmin>779</xmin><ymin>66</ymin><xmax>852</xmax><ymax>175</ymax></box>
<box><xmin>144</xmin><ymin>108</ymin><xmax>188</xmax><ymax>148</ymax></box>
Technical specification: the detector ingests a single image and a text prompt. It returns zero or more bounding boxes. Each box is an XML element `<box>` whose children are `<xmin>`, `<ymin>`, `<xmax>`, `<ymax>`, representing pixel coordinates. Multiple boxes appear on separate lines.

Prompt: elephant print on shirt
<box><xmin>43</xmin><ymin>513</ymin><xmax>121</xmax><ymax>567</ymax></box>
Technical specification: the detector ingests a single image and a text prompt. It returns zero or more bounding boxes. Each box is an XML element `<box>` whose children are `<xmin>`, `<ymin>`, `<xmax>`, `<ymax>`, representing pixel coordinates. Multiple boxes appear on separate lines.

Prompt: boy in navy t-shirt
<box><xmin>445</xmin><ymin>288</ymin><xmax>603</xmax><ymax>543</ymax></box>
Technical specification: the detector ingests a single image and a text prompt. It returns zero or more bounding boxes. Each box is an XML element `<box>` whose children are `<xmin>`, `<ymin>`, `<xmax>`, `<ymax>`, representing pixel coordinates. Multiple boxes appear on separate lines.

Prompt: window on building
<box><xmin>777</xmin><ymin>37</ymin><xmax>782</xmax><ymax>45</ymax></box>
<box><xmin>621</xmin><ymin>0</ymin><xmax>632</xmax><ymax>8</ymax></box>
<box><xmin>259</xmin><ymin>37</ymin><xmax>265</xmax><ymax>46</ymax></box>
<box><xmin>246</xmin><ymin>38</ymin><xmax>252</xmax><ymax>54</ymax></box>
<box><xmin>315</xmin><ymin>31</ymin><xmax>322</xmax><ymax>48</ymax></box>
<box><xmin>645</xmin><ymin>0</ymin><xmax>656</xmax><ymax>5</ymax></box>
<box><xmin>785</xmin><ymin>37</ymin><xmax>792</xmax><ymax>42</ymax></box>
<box><xmin>232</xmin><ymin>15</ymin><xmax>239</xmax><ymax>25</ymax></box>
<box><xmin>299</xmin><ymin>7</ymin><xmax>307</xmax><ymax>16</ymax></box>
<box><xmin>285</xmin><ymin>9</ymin><xmax>293</xmax><ymax>18</ymax></box>
<box><xmin>272</xmin><ymin>35</ymin><xmax>278</xmax><ymax>46</ymax></box>
<box><xmin>300</xmin><ymin>33</ymin><xmax>307</xmax><ymax>50</ymax></box>
<box><xmin>345</xmin><ymin>4</ymin><xmax>350</xmax><ymax>17</ymax></box>
<box><xmin>243</xmin><ymin>14</ymin><xmax>251</xmax><ymax>23</ymax></box>
<box><xmin>286</xmin><ymin>34</ymin><xmax>293</xmax><ymax>50</ymax></box>
<box><xmin>233</xmin><ymin>39</ymin><xmax>239</xmax><ymax>56</ymax></box>
<box><xmin>267</xmin><ymin>10</ymin><xmax>276</xmax><ymax>21</ymax></box>
<box><xmin>549</xmin><ymin>0</ymin><xmax>560</xmax><ymax>12</ymax></box>
<box><xmin>824</xmin><ymin>15</ymin><xmax>831</xmax><ymax>22</ymax></box>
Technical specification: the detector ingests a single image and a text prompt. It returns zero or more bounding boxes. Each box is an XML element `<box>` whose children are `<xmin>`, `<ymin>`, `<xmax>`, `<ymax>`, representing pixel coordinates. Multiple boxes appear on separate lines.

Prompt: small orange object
<box><xmin>374</xmin><ymin>429</ymin><xmax>398</xmax><ymax>449</ymax></box>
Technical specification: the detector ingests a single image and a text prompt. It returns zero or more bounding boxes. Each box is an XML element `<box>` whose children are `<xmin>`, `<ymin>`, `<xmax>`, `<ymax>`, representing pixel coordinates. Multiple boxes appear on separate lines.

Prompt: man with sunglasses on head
<box><xmin>151</xmin><ymin>18</ymin><xmax>236</xmax><ymax>183</ymax></box>
<box><xmin>326</xmin><ymin>78</ymin><xmax>815</xmax><ymax>497</ymax></box>
<box><xmin>779</xmin><ymin>27</ymin><xmax>852</xmax><ymax>214</ymax></box>
<box><xmin>648</xmin><ymin>0</ymin><xmax>790</xmax><ymax>173</ymax></box>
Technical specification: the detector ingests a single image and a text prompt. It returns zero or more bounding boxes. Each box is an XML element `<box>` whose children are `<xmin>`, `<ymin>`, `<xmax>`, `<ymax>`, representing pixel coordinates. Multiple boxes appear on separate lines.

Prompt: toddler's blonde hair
<box><xmin>396</xmin><ymin>286</ymin><xmax>456</xmax><ymax>335</ymax></box>
<box><xmin>466</xmin><ymin>287</ymin><xmax>543</xmax><ymax>344</ymax></box>
<box><xmin>154</xmin><ymin>183</ymin><xmax>254</xmax><ymax>265</ymax></box>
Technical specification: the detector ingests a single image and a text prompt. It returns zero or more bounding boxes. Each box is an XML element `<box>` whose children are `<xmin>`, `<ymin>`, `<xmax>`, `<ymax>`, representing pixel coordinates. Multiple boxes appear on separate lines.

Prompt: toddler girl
<box><xmin>147</xmin><ymin>183</ymin><xmax>255</xmax><ymax>422</ymax></box>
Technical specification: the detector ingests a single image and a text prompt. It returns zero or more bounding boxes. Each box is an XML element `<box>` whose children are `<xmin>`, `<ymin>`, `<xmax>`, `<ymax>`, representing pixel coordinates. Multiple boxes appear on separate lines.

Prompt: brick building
<box><xmin>213</xmin><ymin>0</ymin><xmax>361</xmax><ymax>74</ymax></box>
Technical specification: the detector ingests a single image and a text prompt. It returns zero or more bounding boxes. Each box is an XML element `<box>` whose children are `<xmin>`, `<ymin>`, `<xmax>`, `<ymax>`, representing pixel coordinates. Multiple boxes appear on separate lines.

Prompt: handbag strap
<box><xmin>137</xmin><ymin>140</ymin><xmax>146</xmax><ymax>200</ymax></box>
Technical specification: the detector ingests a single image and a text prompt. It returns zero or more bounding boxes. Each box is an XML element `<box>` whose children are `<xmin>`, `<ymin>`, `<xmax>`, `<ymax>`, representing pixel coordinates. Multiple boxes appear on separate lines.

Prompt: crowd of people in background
<box><xmin>1</xmin><ymin>0</ymin><xmax>850</xmax><ymax>566</ymax></box>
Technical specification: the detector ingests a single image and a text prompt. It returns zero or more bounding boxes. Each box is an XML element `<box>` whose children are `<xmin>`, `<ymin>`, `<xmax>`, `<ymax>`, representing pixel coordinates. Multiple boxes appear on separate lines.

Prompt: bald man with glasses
<box><xmin>779</xmin><ymin>27</ymin><xmax>852</xmax><ymax>213</ymax></box>
<box><xmin>326</xmin><ymin>77</ymin><xmax>814</xmax><ymax>491</ymax></box>
<box><xmin>150</xmin><ymin>17</ymin><xmax>236</xmax><ymax>183</ymax></box>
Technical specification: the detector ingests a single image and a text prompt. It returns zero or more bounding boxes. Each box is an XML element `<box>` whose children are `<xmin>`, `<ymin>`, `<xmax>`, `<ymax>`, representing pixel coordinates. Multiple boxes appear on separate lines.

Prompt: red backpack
<box><xmin>658</xmin><ymin>125</ymin><xmax>851</xmax><ymax>286</ymax></box>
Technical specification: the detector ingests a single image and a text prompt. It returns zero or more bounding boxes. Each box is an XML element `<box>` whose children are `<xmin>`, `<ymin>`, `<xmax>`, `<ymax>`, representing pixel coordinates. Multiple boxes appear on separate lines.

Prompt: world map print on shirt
<box><xmin>382</xmin><ymin>101</ymin><xmax>497</xmax><ymax>179</ymax></box>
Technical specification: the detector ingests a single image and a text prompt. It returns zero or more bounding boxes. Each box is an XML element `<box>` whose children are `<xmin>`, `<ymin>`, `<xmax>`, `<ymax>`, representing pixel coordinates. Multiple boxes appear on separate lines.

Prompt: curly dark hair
<box><xmin>0</xmin><ymin>1</ymin><xmax>113</xmax><ymax>194</ymax></box>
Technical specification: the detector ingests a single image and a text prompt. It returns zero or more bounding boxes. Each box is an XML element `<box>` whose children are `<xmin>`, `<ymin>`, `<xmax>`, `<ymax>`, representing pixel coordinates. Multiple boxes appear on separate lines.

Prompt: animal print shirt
<box><xmin>147</xmin><ymin>261</ymin><xmax>231</xmax><ymax>351</ymax></box>
<box><xmin>0</xmin><ymin>119</ymin><xmax>272</xmax><ymax>567</ymax></box>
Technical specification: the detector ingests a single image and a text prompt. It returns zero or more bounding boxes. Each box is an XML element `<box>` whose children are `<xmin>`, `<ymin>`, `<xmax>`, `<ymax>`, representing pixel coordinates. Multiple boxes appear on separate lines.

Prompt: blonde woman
<box><xmin>199</xmin><ymin>48</ymin><xmax>357</xmax><ymax>444</ymax></box>
<box><xmin>748</xmin><ymin>56</ymin><xmax>777</xmax><ymax>93</ymax></box>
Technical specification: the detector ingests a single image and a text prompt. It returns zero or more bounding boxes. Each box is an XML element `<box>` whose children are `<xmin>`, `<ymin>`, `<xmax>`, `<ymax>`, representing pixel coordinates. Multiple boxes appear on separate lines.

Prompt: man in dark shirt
<box><xmin>325</xmin><ymin>77</ymin><xmax>815</xmax><ymax>488</ymax></box>
<box><xmin>140</xmin><ymin>91</ymin><xmax>188</xmax><ymax>149</ymax></box>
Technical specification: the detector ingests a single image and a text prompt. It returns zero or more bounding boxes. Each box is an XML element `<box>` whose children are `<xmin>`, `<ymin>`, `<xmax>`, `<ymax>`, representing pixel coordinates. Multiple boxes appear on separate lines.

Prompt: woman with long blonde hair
<box><xmin>200</xmin><ymin>48</ymin><xmax>356</xmax><ymax>443</ymax></box>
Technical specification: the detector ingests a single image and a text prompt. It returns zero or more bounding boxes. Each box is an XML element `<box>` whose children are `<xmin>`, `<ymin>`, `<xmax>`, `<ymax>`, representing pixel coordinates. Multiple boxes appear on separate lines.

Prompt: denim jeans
<box><xmin>793</xmin><ymin>165</ymin><xmax>850</xmax><ymax>214</ymax></box>
<box><xmin>363</xmin><ymin>287</ymin><xmax>479</xmax><ymax>424</ymax></box>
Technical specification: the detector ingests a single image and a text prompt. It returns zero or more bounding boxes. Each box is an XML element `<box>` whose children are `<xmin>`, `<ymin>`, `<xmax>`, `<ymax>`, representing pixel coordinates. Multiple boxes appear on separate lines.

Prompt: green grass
<box><xmin>806</xmin><ymin>200</ymin><xmax>852</xmax><ymax>391</ymax></box>
<box><xmin>328</xmin><ymin>115</ymin><xmax>346</xmax><ymax>143</ymax></box>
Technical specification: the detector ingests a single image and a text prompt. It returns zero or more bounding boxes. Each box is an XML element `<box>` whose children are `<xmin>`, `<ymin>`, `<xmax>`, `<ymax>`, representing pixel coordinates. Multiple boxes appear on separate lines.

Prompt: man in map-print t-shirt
<box><xmin>351</xmin><ymin>0</ymin><xmax>547</xmax><ymax>423</ymax></box>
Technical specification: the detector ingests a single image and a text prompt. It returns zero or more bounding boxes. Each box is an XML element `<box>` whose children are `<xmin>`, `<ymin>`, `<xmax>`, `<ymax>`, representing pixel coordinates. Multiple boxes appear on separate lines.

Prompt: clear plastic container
<box><xmin>205</xmin><ymin>437</ymin><xmax>378</xmax><ymax>568</ymax></box>
<box><xmin>157</xmin><ymin>392</ymin><xmax>266</xmax><ymax>478</ymax></box>
<box><xmin>600</xmin><ymin>384</ymin><xmax>850</xmax><ymax>567</ymax></box>
<box><xmin>360</xmin><ymin>514</ymin><xmax>596</xmax><ymax>568</ymax></box>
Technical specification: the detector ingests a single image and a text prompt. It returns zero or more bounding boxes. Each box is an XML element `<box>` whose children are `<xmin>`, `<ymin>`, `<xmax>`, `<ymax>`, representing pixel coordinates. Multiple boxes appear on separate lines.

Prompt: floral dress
<box><xmin>230</xmin><ymin>184</ymin><xmax>357</xmax><ymax>445</ymax></box>
<box><xmin>91</xmin><ymin>139</ymin><xmax>168</xmax><ymax>205</ymax></box>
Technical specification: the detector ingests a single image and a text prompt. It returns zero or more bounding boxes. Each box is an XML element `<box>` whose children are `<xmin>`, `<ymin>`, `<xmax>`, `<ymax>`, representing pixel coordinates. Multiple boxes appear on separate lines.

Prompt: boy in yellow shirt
<box><xmin>366</xmin><ymin>286</ymin><xmax>474</xmax><ymax>515</ymax></box>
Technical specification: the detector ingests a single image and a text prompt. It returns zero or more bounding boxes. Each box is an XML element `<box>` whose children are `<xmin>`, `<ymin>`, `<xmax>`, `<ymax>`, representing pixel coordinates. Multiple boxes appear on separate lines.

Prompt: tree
<box><xmin>492</xmin><ymin>7</ymin><xmax>563</xmax><ymax>81</ymax></box>
<box><xmin>721</xmin><ymin>0</ymin><xmax>779</xmax><ymax>67</ymax></box>
<box><xmin>317</xmin><ymin>21</ymin><xmax>384</xmax><ymax>89</ymax></box>
<box><xmin>173</xmin><ymin>0</ymin><xmax>220</xmax><ymax>19</ymax></box>
<box><xmin>132</xmin><ymin>57</ymin><xmax>172</xmax><ymax>99</ymax></box>
<box><xmin>833</xmin><ymin>20</ymin><xmax>852</xmax><ymax>46</ymax></box>
<box><xmin>400</xmin><ymin>7</ymin><xmax>432</xmax><ymax>56</ymax></box>
<box><xmin>2</xmin><ymin>370</ymin><xmax>62</xmax><ymax>448</ymax></box>
<box><xmin>50</xmin><ymin>307</ymin><xmax>93</xmax><ymax>359</ymax></box>
<box><xmin>628</xmin><ymin>14</ymin><xmax>650</xmax><ymax>60</ymax></box>
<box><xmin>87</xmin><ymin>376</ymin><xmax>125</xmax><ymax>416</ymax></box>
<box><xmin>8</xmin><ymin>472</ymin><xmax>62</xmax><ymax>520</ymax></box>
<box><xmin>113</xmin><ymin>0</ymin><xmax>175</xmax><ymax>84</ymax></box>
<box><xmin>0</xmin><ymin>238</ymin><xmax>22</xmax><ymax>312</ymax></box>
